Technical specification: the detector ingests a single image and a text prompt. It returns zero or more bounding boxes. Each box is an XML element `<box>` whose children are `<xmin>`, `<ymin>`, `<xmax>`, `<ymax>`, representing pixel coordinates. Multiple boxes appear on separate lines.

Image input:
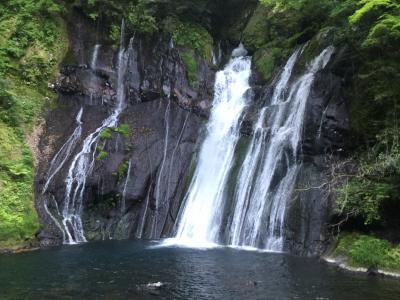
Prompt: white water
<box><xmin>60</xmin><ymin>23</ymin><xmax>129</xmax><ymax>244</ymax></box>
<box><xmin>90</xmin><ymin>44</ymin><xmax>101</xmax><ymax>70</ymax></box>
<box><xmin>43</xmin><ymin>198</ymin><xmax>66</xmax><ymax>242</ymax></box>
<box><xmin>172</xmin><ymin>47</ymin><xmax>252</xmax><ymax>246</ymax></box>
<box><xmin>42</xmin><ymin>108</ymin><xmax>83</xmax><ymax>194</ymax></box>
<box><xmin>121</xmin><ymin>160</ymin><xmax>132</xmax><ymax>214</ymax></box>
<box><xmin>228</xmin><ymin>48</ymin><xmax>303</xmax><ymax>249</ymax></box>
<box><xmin>228</xmin><ymin>46</ymin><xmax>335</xmax><ymax>251</ymax></box>
<box><xmin>166</xmin><ymin>45</ymin><xmax>335</xmax><ymax>250</ymax></box>
<box><xmin>155</xmin><ymin>99</ymin><xmax>171</xmax><ymax>211</ymax></box>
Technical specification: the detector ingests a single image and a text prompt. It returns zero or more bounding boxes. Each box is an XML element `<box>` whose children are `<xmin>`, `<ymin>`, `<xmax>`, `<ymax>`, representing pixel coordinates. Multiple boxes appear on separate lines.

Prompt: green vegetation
<box><xmin>181</xmin><ymin>51</ymin><xmax>198</xmax><ymax>86</ymax></box>
<box><xmin>113</xmin><ymin>160</ymin><xmax>129</xmax><ymax>181</ymax></box>
<box><xmin>335</xmin><ymin>233</ymin><xmax>400</xmax><ymax>271</ymax></box>
<box><xmin>172</xmin><ymin>21</ymin><xmax>213</xmax><ymax>61</ymax></box>
<box><xmin>96</xmin><ymin>149</ymin><xmax>108</xmax><ymax>161</ymax></box>
<box><xmin>113</xmin><ymin>123</ymin><xmax>130</xmax><ymax>137</ymax></box>
<box><xmin>100</xmin><ymin>124</ymin><xmax>130</xmax><ymax>141</ymax></box>
<box><xmin>337</xmin><ymin>129</ymin><xmax>400</xmax><ymax>226</ymax></box>
<box><xmin>99</xmin><ymin>128</ymin><xmax>112</xmax><ymax>140</ymax></box>
<box><xmin>0</xmin><ymin>0</ymin><xmax>68</xmax><ymax>247</ymax></box>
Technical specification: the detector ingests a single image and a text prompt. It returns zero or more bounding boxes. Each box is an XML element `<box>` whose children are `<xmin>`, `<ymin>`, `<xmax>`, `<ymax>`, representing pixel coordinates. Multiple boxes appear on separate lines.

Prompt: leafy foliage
<box><xmin>337</xmin><ymin>128</ymin><xmax>400</xmax><ymax>225</ymax></box>
<box><xmin>172</xmin><ymin>22</ymin><xmax>213</xmax><ymax>60</ymax></box>
<box><xmin>113</xmin><ymin>123</ymin><xmax>130</xmax><ymax>137</ymax></box>
<box><xmin>335</xmin><ymin>233</ymin><xmax>400</xmax><ymax>271</ymax></box>
<box><xmin>100</xmin><ymin>128</ymin><xmax>112</xmax><ymax>140</ymax></box>
<box><xmin>0</xmin><ymin>0</ymin><xmax>68</xmax><ymax>246</ymax></box>
<box><xmin>113</xmin><ymin>160</ymin><xmax>129</xmax><ymax>181</ymax></box>
<box><xmin>96</xmin><ymin>149</ymin><xmax>108</xmax><ymax>161</ymax></box>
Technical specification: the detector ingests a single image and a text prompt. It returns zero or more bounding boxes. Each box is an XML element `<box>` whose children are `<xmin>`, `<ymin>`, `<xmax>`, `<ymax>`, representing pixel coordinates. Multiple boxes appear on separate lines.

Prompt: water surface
<box><xmin>0</xmin><ymin>240</ymin><xmax>399</xmax><ymax>299</ymax></box>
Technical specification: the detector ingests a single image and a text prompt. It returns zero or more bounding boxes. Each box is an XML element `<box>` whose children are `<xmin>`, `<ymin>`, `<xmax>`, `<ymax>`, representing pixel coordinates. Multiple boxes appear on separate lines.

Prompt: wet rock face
<box><xmin>284</xmin><ymin>48</ymin><xmax>350</xmax><ymax>256</ymax></box>
<box><xmin>35</xmin><ymin>10</ymin><xmax>214</xmax><ymax>246</ymax></box>
<box><xmin>242</xmin><ymin>46</ymin><xmax>350</xmax><ymax>256</ymax></box>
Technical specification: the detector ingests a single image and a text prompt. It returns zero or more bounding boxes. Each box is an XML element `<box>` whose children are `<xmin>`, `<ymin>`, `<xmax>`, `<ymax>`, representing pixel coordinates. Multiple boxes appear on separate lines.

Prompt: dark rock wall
<box><xmin>35</xmin><ymin>10</ymin><xmax>213</xmax><ymax>246</ymax></box>
<box><xmin>284</xmin><ymin>45</ymin><xmax>350</xmax><ymax>256</ymax></box>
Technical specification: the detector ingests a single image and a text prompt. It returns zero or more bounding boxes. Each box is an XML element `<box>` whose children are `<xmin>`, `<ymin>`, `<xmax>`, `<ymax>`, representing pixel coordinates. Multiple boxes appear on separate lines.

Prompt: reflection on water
<box><xmin>0</xmin><ymin>240</ymin><xmax>399</xmax><ymax>299</ymax></box>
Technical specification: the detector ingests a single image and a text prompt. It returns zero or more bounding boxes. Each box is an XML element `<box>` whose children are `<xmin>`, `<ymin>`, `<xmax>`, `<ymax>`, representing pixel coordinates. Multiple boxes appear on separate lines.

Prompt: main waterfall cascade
<box><xmin>169</xmin><ymin>45</ymin><xmax>335</xmax><ymax>251</ymax></box>
<box><xmin>172</xmin><ymin>49</ymin><xmax>252</xmax><ymax>246</ymax></box>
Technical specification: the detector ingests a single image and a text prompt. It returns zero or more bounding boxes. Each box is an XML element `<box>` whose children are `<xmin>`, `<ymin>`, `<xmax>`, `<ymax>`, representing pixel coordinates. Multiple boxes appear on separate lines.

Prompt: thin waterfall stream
<box><xmin>45</xmin><ymin>22</ymin><xmax>131</xmax><ymax>244</ymax></box>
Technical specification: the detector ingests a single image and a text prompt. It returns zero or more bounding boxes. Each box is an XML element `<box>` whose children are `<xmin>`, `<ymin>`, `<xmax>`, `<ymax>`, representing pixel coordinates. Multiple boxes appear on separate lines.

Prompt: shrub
<box><xmin>113</xmin><ymin>123</ymin><xmax>130</xmax><ymax>137</ymax></box>
<box><xmin>100</xmin><ymin>128</ymin><xmax>112</xmax><ymax>140</ymax></box>
<box><xmin>96</xmin><ymin>150</ymin><xmax>108</xmax><ymax>161</ymax></box>
<box><xmin>349</xmin><ymin>235</ymin><xmax>390</xmax><ymax>267</ymax></box>
<box><xmin>335</xmin><ymin>233</ymin><xmax>400</xmax><ymax>271</ymax></box>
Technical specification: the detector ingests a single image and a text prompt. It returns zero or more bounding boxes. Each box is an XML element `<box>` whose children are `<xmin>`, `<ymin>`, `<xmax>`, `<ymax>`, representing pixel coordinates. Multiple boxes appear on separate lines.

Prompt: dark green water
<box><xmin>0</xmin><ymin>240</ymin><xmax>399</xmax><ymax>299</ymax></box>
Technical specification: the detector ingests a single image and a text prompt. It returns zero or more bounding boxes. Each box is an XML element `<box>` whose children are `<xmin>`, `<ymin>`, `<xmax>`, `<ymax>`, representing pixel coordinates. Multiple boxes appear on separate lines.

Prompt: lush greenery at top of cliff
<box><xmin>0</xmin><ymin>0</ymin><xmax>68</xmax><ymax>248</ymax></box>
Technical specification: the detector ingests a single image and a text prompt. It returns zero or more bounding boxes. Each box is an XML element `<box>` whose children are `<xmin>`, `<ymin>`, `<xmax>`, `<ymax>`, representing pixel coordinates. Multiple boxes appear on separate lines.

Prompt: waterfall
<box><xmin>228</xmin><ymin>48</ymin><xmax>303</xmax><ymax>249</ymax></box>
<box><xmin>172</xmin><ymin>46</ymin><xmax>251</xmax><ymax>246</ymax></box>
<box><xmin>121</xmin><ymin>160</ymin><xmax>132</xmax><ymax>214</ymax></box>
<box><xmin>155</xmin><ymin>99</ymin><xmax>171</xmax><ymax>211</ymax></box>
<box><xmin>60</xmin><ymin>22</ymin><xmax>129</xmax><ymax>244</ymax></box>
<box><xmin>212</xmin><ymin>41</ymin><xmax>222</xmax><ymax>66</ymax></box>
<box><xmin>166</xmin><ymin>45</ymin><xmax>335</xmax><ymax>250</ymax></box>
<box><xmin>42</xmin><ymin>108</ymin><xmax>83</xmax><ymax>194</ymax></box>
<box><xmin>90</xmin><ymin>44</ymin><xmax>101</xmax><ymax>70</ymax></box>
<box><xmin>228</xmin><ymin>46</ymin><xmax>335</xmax><ymax>251</ymax></box>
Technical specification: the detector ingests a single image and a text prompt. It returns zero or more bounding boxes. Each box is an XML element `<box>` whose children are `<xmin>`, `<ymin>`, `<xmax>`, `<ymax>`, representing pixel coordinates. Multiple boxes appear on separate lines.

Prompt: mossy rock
<box><xmin>297</xmin><ymin>27</ymin><xmax>337</xmax><ymax>69</ymax></box>
<box><xmin>169</xmin><ymin>20</ymin><xmax>213</xmax><ymax>62</ymax></box>
<box><xmin>180</xmin><ymin>49</ymin><xmax>198</xmax><ymax>87</ymax></box>
<box><xmin>253</xmin><ymin>46</ymin><xmax>286</xmax><ymax>82</ymax></box>
<box><xmin>242</xmin><ymin>4</ymin><xmax>271</xmax><ymax>51</ymax></box>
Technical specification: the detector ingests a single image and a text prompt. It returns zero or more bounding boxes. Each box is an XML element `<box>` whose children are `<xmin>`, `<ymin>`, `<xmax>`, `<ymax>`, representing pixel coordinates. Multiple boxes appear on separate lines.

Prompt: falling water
<box><xmin>43</xmin><ymin>198</ymin><xmax>66</xmax><ymax>242</ymax></box>
<box><xmin>42</xmin><ymin>108</ymin><xmax>83</xmax><ymax>194</ymax></box>
<box><xmin>166</xmin><ymin>45</ymin><xmax>334</xmax><ymax>251</ymax></box>
<box><xmin>90</xmin><ymin>44</ymin><xmax>101</xmax><ymax>70</ymax></box>
<box><xmin>228</xmin><ymin>48</ymin><xmax>302</xmax><ymax>249</ymax></box>
<box><xmin>166</xmin><ymin>112</ymin><xmax>190</xmax><ymax>201</ymax></box>
<box><xmin>228</xmin><ymin>46</ymin><xmax>335</xmax><ymax>251</ymax></box>
<box><xmin>60</xmin><ymin>22</ymin><xmax>129</xmax><ymax>244</ymax></box>
<box><xmin>121</xmin><ymin>160</ymin><xmax>132</xmax><ymax>214</ymax></box>
<box><xmin>155</xmin><ymin>100</ymin><xmax>171</xmax><ymax>211</ymax></box>
<box><xmin>212</xmin><ymin>41</ymin><xmax>222</xmax><ymax>66</ymax></box>
<box><xmin>172</xmin><ymin>46</ymin><xmax>251</xmax><ymax>246</ymax></box>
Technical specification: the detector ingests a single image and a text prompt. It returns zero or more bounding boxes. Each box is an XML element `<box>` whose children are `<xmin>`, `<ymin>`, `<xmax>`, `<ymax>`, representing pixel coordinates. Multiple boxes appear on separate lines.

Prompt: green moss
<box><xmin>242</xmin><ymin>5</ymin><xmax>271</xmax><ymax>51</ymax></box>
<box><xmin>334</xmin><ymin>233</ymin><xmax>400</xmax><ymax>271</ymax></box>
<box><xmin>254</xmin><ymin>46</ymin><xmax>285</xmax><ymax>81</ymax></box>
<box><xmin>172</xmin><ymin>21</ymin><xmax>213</xmax><ymax>61</ymax></box>
<box><xmin>181</xmin><ymin>50</ymin><xmax>198</xmax><ymax>87</ymax></box>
